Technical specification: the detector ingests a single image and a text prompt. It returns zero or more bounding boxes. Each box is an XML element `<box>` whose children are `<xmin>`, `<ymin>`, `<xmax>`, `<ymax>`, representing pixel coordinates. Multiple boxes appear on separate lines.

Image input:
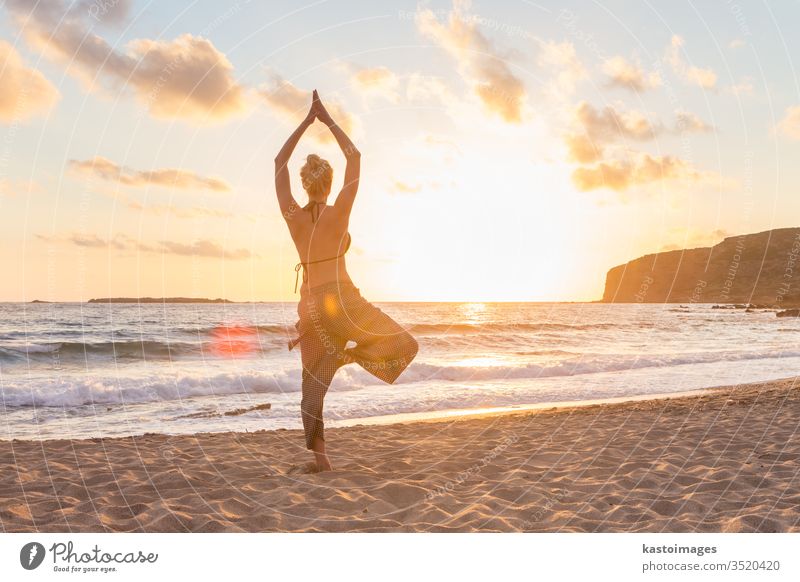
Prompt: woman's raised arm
<box><xmin>274</xmin><ymin>97</ymin><xmax>315</xmax><ymax>220</ymax></box>
<box><xmin>312</xmin><ymin>91</ymin><xmax>361</xmax><ymax>216</ymax></box>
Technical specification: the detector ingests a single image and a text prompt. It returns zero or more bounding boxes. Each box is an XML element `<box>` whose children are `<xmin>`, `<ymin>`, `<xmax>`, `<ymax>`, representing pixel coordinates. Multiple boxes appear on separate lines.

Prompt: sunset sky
<box><xmin>1</xmin><ymin>0</ymin><xmax>800</xmax><ymax>302</ymax></box>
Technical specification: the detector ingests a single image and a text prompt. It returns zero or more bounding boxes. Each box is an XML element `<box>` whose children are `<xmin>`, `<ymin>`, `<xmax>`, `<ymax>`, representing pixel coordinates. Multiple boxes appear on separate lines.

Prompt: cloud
<box><xmin>667</xmin><ymin>35</ymin><xmax>717</xmax><ymax>89</ymax></box>
<box><xmin>258</xmin><ymin>72</ymin><xmax>356</xmax><ymax>144</ymax></box>
<box><xmin>674</xmin><ymin>110</ymin><xmax>712</xmax><ymax>133</ymax></box>
<box><xmin>778</xmin><ymin>106</ymin><xmax>800</xmax><ymax>140</ymax></box>
<box><xmin>81</xmin><ymin>0</ymin><xmax>132</xmax><ymax>26</ymax></box>
<box><xmin>602</xmin><ymin>56</ymin><xmax>661</xmax><ymax>92</ymax></box>
<box><xmin>574</xmin><ymin>101</ymin><xmax>660</xmax><ymax>143</ymax></box>
<box><xmin>38</xmin><ymin>232</ymin><xmax>253</xmax><ymax>259</ymax></box>
<box><xmin>415</xmin><ymin>0</ymin><xmax>526</xmax><ymax>123</ymax></box>
<box><xmin>405</xmin><ymin>73</ymin><xmax>455</xmax><ymax>105</ymax></box>
<box><xmin>126</xmin><ymin>34</ymin><xmax>246</xmax><ymax>121</ymax></box>
<box><xmin>564</xmin><ymin>101</ymin><xmax>658</xmax><ymax>177</ymax></box>
<box><xmin>729</xmin><ymin>39</ymin><xmax>746</xmax><ymax>49</ymax></box>
<box><xmin>349</xmin><ymin>64</ymin><xmax>401</xmax><ymax>102</ymax></box>
<box><xmin>390</xmin><ymin>180</ymin><xmax>423</xmax><ymax>194</ymax></box>
<box><xmin>565</xmin><ymin>102</ymin><xmax>719</xmax><ymax>193</ymax></box>
<box><xmin>728</xmin><ymin>77</ymin><xmax>754</xmax><ymax>96</ymax></box>
<box><xmin>571</xmin><ymin>153</ymin><xmax>705</xmax><ymax>192</ymax></box>
<box><xmin>537</xmin><ymin>41</ymin><xmax>587</xmax><ymax>96</ymax></box>
<box><xmin>69</xmin><ymin>233</ymin><xmax>129</xmax><ymax>250</ymax></box>
<box><xmin>5</xmin><ymin>0</ymin><xmax>246</xmax><ymax>122</ymax></box>
<box><xmin>68</xmin><ymin>156</ymin><xmax>230</xmax><ymax>191</ymax></box>
<box><xmin>157</xmin><ymin>239</ymin><xmax>251</xmax><ymax>259</ymax></box>
<box><xmin>564</xmin><ymin>133</ymin><xmax>603</xmax><ymax>164</ymax></box>
<box><xmin>660</xmin><ymin>228</ymin><xmax>730</xmax><ymax>251</ymax></box>
<box><xmin>0</xmin><ymin>41</ymin><xmax>60</xmax><ymax>122</ymax></box>
<box><xmin>0</xmin><ymin>178</ymin><xmax>46</xmax><ymax>198</ymax></box>
<box><xmin>126</xmin><ymin>200</ymin><xmax>233</xmax><ymax>219</ymax></box>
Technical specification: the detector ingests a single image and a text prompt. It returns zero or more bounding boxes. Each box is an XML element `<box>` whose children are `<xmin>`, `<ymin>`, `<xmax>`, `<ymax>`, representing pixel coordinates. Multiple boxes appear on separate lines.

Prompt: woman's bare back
<box><xmin>288</xmin><ymin>203</ymin><xmax>353</xmax><ymax>292</ymax></box>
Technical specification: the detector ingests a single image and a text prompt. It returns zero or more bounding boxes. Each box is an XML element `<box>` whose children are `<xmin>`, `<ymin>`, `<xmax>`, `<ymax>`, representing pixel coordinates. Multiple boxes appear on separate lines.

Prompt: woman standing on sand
<box><xmin>275</xmin><ymin>90</ymin><xmax>419</xmax><ymax>472</ymax></box>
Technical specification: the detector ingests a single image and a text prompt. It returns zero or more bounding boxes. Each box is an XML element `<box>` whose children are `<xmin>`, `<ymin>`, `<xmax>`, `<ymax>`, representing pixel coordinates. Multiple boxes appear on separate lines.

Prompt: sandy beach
<box><xmin>2</xmin><ymin>377</ymin><xmax>799</xmax><ymax>533</ymax></box>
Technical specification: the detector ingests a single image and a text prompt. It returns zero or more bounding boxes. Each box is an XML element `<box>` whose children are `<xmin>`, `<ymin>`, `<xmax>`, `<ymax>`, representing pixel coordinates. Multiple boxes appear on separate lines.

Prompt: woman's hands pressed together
<box><xmin>311</xmin><ymin>89</ymin><xmax>334</xmax><ymax>126</ymax></box>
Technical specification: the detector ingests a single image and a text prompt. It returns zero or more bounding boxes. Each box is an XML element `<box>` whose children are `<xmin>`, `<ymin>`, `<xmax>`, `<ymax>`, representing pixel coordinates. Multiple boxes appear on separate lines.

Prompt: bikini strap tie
<box><xmin>294</xmin><ymin>263</ymin><xmax>303</xmax><ymax>294</ymax></box>
<box><xmin>294</xmin><ymin>233</ymin><xmax>352</xmax><ymax>294</ymax></box>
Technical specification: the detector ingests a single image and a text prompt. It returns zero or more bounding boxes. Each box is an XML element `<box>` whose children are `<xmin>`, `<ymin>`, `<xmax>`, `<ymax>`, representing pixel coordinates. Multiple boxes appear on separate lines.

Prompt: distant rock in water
<box><xmin>88</xmin><ymin>297</ymin><xmax>233</xmax><ymax>304</ymax></box>
<box><xmin>602</xmin><ymin>227</ymin><xmax>800</xmax><ymax>305</ymax></box>
<box><xmin>776</xmin><ymin>309</ymin><xmax>800</xmax><ymax>318</ymax></box>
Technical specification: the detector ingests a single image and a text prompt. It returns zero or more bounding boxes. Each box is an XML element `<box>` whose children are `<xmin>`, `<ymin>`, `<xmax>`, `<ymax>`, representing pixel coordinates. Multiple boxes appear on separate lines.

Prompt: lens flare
<box><xmin>208</xmin><ymin>325</ymin><xmax>259</xmax><ymax>358</ymax></box>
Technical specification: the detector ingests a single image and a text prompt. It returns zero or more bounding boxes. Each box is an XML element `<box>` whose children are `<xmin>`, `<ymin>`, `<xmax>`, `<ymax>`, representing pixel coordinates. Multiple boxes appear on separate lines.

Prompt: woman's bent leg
<box><xmin>324</xmin><ymin>292</ymin><xmax>418</xmax><ymax>384</ymax></box>
<box><xmin>346</xmin><ymin>326</ymin><xmax>418</xmax><ymax>384</ymax></box>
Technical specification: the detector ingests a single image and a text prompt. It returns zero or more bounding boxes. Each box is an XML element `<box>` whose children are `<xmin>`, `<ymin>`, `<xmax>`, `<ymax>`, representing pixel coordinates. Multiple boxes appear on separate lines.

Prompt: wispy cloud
<box><xmin>602</xmin><ymin>56</ymin><xmax>661</xmax><ymax>92</ymax></box>
<box><xmin>564</xmin><ymin>133</ymin><xmax>603</xmax><ymax>164</ymax></box>
<box><xmin>666</xmin><ymin>35</ymin><xmax>717</xmax><ymax>89</ymax></box>
<box><xmin>0</xmin><ymin>178</ymin><xmax>46</xmax><ymax>198</ymax></box>
<box><xmin>571</xmin><ymin>154</ymin><xmax>706</xmax><ymax>192</ymax></box>
<box><xmin>778</xmin><ymin>105</ymin><xmax>800</xmax><ymax>140</ymax></box>
<box><xmin>405</xmin><ymin>73</ymin><xmax>456</xmax><ymax>106</ymax></box>
<box><xmin>574</xmin><ymin>101</ymin><xmax>661</xmax><ymax>142</ymax></box>
<box><xmin>674</xmin><ymin>110</ymin><xmax>712</xmax><ymax>133</ymax></box>
<box><xmin>258</xmin><ymin>71</ymin><xmax>356</xmax><ymax>143</ymax></box>
<box><xmin>156</xmin><ymin>239</ymin><xmax>252</xmax><ymax>259</ymax></box>
<box><xmin>728</xmin><ymin>77</ymin><xmax>754</xmax><ymax>97</ymax></box>
<box><xmin>126</xmin><ymin>200</ymin><xmax>233</xmax><ymax>219</ymax></box>
<box><xmin>37</xmin><ymin>232</ymin><xmax>253</xmax><ymax>259</ymax></box>
<box><xmin>415</xmin><ymin>0</ymin><xmax>526</xmax><ymax>123</ymax></box>
<box><xmin>68</xmin><ymin>156</ymin><xmax>230</xmax><ymax>192</ymax></box>
<box><xmin>346</xmin><ymin>64</ymin><xmax>401</xmax><ymax>102</ymax></box>
<box><xmin>537</xmin><ymin>41</ymin><xmax>587</xmax><ymax>96</ymax></box>
<box><xmin>390</xmin><ymin>180</ymin><xmax>423</xmax><ymax>194</ymax></box>
<box><xmin>5</xmin><ymin>0</ymin><xmax>247</xmax><ymax>122</ymax></box>
<box><xmin>0</xmin><ymin>40</ymin><xmax>60</xmax><ymax>122</ymax></box>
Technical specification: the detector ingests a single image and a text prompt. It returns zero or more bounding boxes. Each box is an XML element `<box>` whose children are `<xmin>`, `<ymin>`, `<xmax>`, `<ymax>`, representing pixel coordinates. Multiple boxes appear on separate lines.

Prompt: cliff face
<box><xmin>602</xmin><ymin>228</ymin><xmax>800</xmax><ymax>305</ymax></box>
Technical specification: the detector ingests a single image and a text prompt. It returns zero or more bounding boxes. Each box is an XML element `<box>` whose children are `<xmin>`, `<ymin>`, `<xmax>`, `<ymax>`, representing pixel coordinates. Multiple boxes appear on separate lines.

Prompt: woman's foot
<box><xmin>314</xmin><ymin>456</ymin><xmax>333</xmax><ymax>472</ymax></box>
<box><xmin>311</xmin><ymin>436</ymin><xmax>334</xmax><ymax>472</ymax></box>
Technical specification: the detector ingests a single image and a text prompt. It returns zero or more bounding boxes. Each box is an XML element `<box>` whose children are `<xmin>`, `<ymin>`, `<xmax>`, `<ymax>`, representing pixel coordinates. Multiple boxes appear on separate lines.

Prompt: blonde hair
<box><xmin>300</xmin><ymin>154</ymin><xmax>333</xmax><ymax>201</ymax></box>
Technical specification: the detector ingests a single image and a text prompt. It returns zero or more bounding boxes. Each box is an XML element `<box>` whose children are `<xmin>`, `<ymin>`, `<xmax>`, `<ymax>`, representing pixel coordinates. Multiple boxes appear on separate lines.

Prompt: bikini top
<box><xmin>293</xmin><ymin>201</ymin><xmax>352</xmax><ymax>293</ymax></box>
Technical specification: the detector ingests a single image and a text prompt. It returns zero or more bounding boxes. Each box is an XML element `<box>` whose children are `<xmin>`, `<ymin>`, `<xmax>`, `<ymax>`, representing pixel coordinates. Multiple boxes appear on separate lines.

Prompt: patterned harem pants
<box><xmin>289</xmin><ymin>281</ymin><xmax>419</xmax><ymax>449</ymax></box>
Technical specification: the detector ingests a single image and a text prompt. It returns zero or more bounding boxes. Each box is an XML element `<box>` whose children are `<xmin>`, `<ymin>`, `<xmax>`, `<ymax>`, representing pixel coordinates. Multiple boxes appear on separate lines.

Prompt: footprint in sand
<box><xmin>285</xmin><ymin>462</ymin><xmax>324</xmax><ymax>475</ymax></box>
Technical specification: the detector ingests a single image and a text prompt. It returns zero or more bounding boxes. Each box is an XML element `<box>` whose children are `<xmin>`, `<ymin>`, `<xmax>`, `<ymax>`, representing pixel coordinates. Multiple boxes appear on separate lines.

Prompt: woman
<box><xmin>275</xmin><ymin>90</ymin><xmax>419</xmax><ymax>472</ymax></box>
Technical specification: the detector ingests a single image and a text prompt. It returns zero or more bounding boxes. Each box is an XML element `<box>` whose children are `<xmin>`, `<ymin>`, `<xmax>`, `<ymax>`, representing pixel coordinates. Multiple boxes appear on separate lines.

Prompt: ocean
<box><xmin>1</xmin><ymin>301</ymin><xmax>799</xmax><ymax>440</ymax></box>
